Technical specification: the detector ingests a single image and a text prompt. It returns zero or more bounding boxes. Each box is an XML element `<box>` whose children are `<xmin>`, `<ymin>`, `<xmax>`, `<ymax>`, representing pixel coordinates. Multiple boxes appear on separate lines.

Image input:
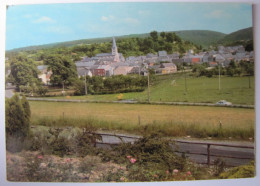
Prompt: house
<box><xmin>213</xmin><ymin>54</ymin><xmax>225</xmax><ymax>63</ymax></box>
<box><xmin>129</xmin><ymin>66</ymin><xmax>141</xmax><ymax>75</ymax></box>
<box><xmin>158</xmin><ymin>51</ymin><xmax>167</xmax><ymax>57</ymax></box>
<box><xmin>113</xmin><ymin>66</ymin><xmax>133</xmax><ymax>75</ymax></box>
<box><xmin>37</xmin><ymin>65</ymin><xmax>52</xmax><ymax>85</ymax></box>
<box><xmin>160</xmin><ymin>63</ymin><xmax>177</xmax><ymax>74</ymax></box>
<box><xmin>77</xmin><ymin>68</ymin><xmax>92</xmax><ymax>77</ymax></box>
<box><xmin>209</xmin><ymin>62</ymin><xmax>218</xmax><ymax>67</ymax></box>
<box><xmin>191</xmin><ymin>57</ymin><xmax>201</xmax><ymax>64</ymax></box>
<box><xmin>90</xmin><ymin>65</ymin><xmax>106</xmax><ymax>76</ymax></box>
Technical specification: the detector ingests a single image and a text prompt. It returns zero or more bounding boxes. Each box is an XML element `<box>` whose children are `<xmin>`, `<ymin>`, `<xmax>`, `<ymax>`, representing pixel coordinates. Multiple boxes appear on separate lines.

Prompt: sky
<box><xmin>5</xmin><ymin>2</ymin><xmax>253</xmax><ymax>50</ymax></box>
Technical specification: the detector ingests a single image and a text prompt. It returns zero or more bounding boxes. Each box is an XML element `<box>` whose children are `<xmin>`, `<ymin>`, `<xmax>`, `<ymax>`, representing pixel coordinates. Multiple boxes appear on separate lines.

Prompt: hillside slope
<box><xmin>218</xmin><ymin>27</ymin><xmax>253</xmax><ymax>45</ymax></box>
<box><xmin>8</xmin><ymin>28</ymin><xmax>252</xmax><ymax>52</ymax></box>
<box><xmin>175</xmin><ymin>30</ymin><xmax>226</xmax><ymax>48</ymax></box>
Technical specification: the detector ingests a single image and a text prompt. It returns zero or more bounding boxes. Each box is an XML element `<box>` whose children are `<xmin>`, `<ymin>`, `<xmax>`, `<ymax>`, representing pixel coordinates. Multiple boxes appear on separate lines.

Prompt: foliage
<box><xmin>213</xmin><ymin>158</ymin><xmax>226</xmax><ymax>176</ymax></box>
<box><xmin>76</xmin><ymin>75</ymin><xmax>147</xmax><ymax>95</ymax></box>
<box><xmin>218</xmin><ymin>27</ymin><xmax>253</xmax><ymax>46</ymax></box>
<box><xmin>44</xmin><ymin>54</ymin><xmax>77</xmax><ymax>86</ymax></box>
<box><xmin>24</xmin><ymin>124</ymin><xmax>101</xmax><ymax>157</ymax></box>
<box><xmin>226</xmin><ymin>60</ymin><xmax>254</xmax><ymax>77</ymax></box>
<box><xmin>8</xmin><ymin>55</ymin><xmax>40</xmax><ymax>89</ymax></box>
<box><xmin>20</xmin><ymin>84</ymin><xmax>48</xmax><ymax>97</ymax></box>
<box><xmin>99</xmin><ymin>133</ymin><xmax>187</xmax><ymax>181</ymax></box>
<box><xmin>175</xmin><ymin>30</ymin><xmax>226</xmax><ymax>48</ymax></box>
<box><xmin>6</xmin><ymin>30</ymin><xmax>201</xmax><ymax>63</ymax></box>
<box><xmin>6</xmin><ymin>94</ymin><xmax>31</xmax><ymax>152</ymax></box>
<box><xmin>219</xmin><ymin>161</ymin><xmax>255</xmax><ymax>179</ymax></box>
<box><xmin>73</xmin><ymin>79</ymin><xmax>85</xmax><ymax>96</ymax></box>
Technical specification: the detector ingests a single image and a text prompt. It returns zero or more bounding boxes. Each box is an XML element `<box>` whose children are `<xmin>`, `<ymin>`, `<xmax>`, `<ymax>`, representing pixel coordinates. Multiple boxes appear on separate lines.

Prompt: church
<box><xmin>91</xmin><ymin>37</ymin><xmax>125</xmax><ymax>64</ymax></box>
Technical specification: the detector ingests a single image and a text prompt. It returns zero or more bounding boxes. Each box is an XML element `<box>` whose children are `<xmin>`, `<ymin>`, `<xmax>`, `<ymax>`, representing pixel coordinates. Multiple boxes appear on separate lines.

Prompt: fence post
<box><xmin>207</xmin><ymin>144</ymin><xmax>211</xmax><ymax>166</ymax></box>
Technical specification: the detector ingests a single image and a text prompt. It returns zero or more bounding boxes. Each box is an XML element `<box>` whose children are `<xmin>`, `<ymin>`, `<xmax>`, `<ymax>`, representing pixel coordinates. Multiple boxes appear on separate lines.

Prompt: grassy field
<box><xmin>29</xmin><ymin>101</ymin><xmax>255</xmax><ymax>139</ymax></box>
<box><xmin>46</xmin><ymin>75</ymin><xmax>255</xmax><ymax>105</ymax></box>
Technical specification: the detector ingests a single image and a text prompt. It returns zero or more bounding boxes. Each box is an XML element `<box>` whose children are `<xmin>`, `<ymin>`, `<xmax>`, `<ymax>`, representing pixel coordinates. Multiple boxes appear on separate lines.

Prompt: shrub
<box><xmin>99</xmin><ymin>133</ymin><xmax>187</xmax><ymax>181</ymax></box>
<box><xmin>219</xmin><ymin>161</ymin><xmax>255</xmax><ymax>179</ymax></box>
<box><xmin>6</xmin><ymin>94</ymin><xmax>31</xmax><ymax>152</ymax></box>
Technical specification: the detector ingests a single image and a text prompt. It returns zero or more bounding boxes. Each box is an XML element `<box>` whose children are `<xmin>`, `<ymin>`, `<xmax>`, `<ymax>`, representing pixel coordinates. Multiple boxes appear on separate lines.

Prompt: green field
<box><xmin>47</xmin><ymin>75</ymin><xmax>255</xmax><ymax>105</ymax></box>
<box><xmin>29</xmin><ymin>101</ymin><xmax>255</xmax><ymax>139</ymax></box>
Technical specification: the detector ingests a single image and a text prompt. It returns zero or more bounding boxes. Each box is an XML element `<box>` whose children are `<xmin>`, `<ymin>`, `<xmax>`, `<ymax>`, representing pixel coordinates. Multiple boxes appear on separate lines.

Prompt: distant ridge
<box><xmin>175</xmin><ymin>30</ymin><xmax>226</xmax><ymax>48</ymax></box>
<box><xmin>7</xmin><ymin>27</ymin><xmax>253</xmax><ymax>52</ymax></box>
<box><xmin>218</xmin><ymin>27</ymin><xmax>253</xmax><ymax>45</ymax></box>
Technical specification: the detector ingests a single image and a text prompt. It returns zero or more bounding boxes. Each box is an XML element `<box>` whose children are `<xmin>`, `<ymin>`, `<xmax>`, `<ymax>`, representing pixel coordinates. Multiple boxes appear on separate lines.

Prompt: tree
<box><xmin>166</xmin><ymin>33</ymin><xmax>174</xmax><ymax>43</ymax></box>
<box><xmin>44</xmin><ymin>55</ymin><xmax>77</xmax><ymax>86</ymax></box>
<box><xmin>150</xmin><ymin>31</ymin><xmax>158</xmax><ymax>41</ymax></box>
<box><xmin>160</xmin><ymin>32</ymin><xmax>166</xmax><ymax>39</ymax></box>
<box><xmin>6</xmin><ymin>94</ymin><xmax>30</xmax><ymax>152</ymax></box>
<box><xmin>73</xmin><ymin>79</ymin><xmax>85</xmax><ymax>95</ymax></box>
<box><xmin>9</xmin><ymin>55</ymin><xmax>40</xmax><ymax>89</ymax></box>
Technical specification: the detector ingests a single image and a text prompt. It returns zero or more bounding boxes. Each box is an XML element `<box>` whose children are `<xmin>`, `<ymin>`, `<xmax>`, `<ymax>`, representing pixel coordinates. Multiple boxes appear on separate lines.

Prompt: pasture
<box><xmin>29</xmin><ymin>101</ymin><xmax>255</xmax><ymax>139</ymax></box>
<box><xmin>48</xmin><ymin>75</ymin><xmax>255</xmax><ymax>105</ymax></box>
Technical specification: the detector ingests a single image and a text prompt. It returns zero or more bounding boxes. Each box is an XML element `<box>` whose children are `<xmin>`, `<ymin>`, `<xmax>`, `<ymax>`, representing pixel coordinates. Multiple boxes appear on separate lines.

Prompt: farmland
<box><xmin>29</xmin><ymin>101</ymin><xmax>255</xmax><ymax>139</ymax></box>
<box><xmin>46</xmin><ymin>75</ymin><xmax>255</xmax><ymax>105</ymax></box>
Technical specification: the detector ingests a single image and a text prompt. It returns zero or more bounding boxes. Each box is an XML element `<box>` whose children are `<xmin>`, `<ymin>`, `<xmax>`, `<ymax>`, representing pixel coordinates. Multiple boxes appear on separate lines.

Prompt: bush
<box><xmin>99</xmin><ymin>133</ymin><xmax>187</xmax><ymax>181</ymax></box>
<box><xmin>219</xmin><ymin>161</ymin><xmax>255</xmax><ymax>179</ymax></box>
<box><xmin>6</xmin><ymin>94</ymin><xmax>31</xmax><ymax>152</ymax></box>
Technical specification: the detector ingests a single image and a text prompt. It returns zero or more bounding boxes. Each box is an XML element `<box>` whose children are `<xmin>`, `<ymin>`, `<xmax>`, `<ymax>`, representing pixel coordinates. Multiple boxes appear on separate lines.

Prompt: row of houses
<box><xmin>36</xmin><ymin>38</ymin><xmax>254</xmax><ymax>84</ymax></box>
<box><xmin>178</xmin><ymin>45</ymin><xmax>254</xmax><ymax>67</ymax></box>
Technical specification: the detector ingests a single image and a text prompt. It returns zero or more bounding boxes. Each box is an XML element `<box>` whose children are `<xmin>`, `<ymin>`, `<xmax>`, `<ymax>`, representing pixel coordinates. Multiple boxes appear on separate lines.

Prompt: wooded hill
<box><xmin>7</xmin><ymin>27</ymin><xmax>253</xmax><ymax>52</ymax></box>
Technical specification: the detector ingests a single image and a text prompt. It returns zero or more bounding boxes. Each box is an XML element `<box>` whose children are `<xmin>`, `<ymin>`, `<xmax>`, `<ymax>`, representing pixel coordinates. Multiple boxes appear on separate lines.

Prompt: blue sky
<box><xmin>5</xmin><ymin>2</ymin><xmax>252</xmax><ymax>50</ymax></box>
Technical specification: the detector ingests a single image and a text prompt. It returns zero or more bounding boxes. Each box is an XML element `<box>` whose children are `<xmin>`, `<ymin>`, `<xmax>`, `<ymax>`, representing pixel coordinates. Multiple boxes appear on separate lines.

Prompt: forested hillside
<box><xmin>6</xmin><ymin>31</ymin><xmax>200</xmax><ymax>61</ymax></box>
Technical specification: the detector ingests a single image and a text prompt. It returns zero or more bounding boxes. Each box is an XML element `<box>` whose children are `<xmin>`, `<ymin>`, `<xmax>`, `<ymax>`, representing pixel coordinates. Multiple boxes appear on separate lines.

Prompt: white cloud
<box><xmin>33</xmin><ymin>16</ymin><xmax>56</xmax><ymax>24</ymax></box>
<box><xmin>43</xmin><ymin>26</ymin><xmax>71</xmax><ymax>34</ymax></box>
<box><xmin>23</xmin><ymin>14</ymin><xmax>32</xmax><ymax>19</ymax></box>
<box><xmin>138</xmin><ymin>10</ymin><xmax>150</xmax><ymax>16</ymax></box>
<box><xmin>208</xmin><ymin>10</ymin><xmax>230</xmax><ymax>19</ymax></box>
<box><xmin>124</xmin><ymin>17</ymin><xmax>140</xmax><ymax>25</ymax></box>
<box><xmin>101</xmin><ymin>15</ymin><xmax>115</xmax><ymax>22</ymax></box>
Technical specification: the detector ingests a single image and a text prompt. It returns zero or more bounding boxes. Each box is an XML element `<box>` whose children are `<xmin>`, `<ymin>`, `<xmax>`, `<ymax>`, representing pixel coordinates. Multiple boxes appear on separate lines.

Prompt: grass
<box><xmin>29</xmin><ymin>101</ymin><xmax>255</xmax><ymax>139</ymax></box>
<box><xmin>45</xmin><ymin>75</ymin><xmax>255</xmax><ymax>105</ymax></box>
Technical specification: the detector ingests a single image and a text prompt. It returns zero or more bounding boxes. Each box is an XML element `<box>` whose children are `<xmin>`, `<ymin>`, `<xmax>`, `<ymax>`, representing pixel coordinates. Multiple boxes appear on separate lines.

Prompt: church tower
<box><xmin>112</xmin><ymin>37</ymin><xmax>120</xmax><ymax>62</ymax></box>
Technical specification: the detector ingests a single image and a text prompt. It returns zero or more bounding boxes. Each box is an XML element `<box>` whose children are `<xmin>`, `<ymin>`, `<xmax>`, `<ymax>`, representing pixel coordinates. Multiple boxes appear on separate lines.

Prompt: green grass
<box><xmin>46</xmin><ymin>75</ymin><xmax>254</xmax><ymax>105</ymax></box>
<box><xmin>29</xmin><ymin>101</ymin><xmax>255</xmax><ymax>139</ymax></box>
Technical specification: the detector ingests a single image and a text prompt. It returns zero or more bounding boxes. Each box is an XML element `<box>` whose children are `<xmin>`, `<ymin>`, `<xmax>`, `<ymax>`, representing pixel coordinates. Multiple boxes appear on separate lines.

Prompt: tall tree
<box><xmin>150</xmin><ymin>31</ymin><xmax>158</xmax><ymax>41</ymax></box>
<box><xmin>6</xmin><ymin>94</ymin><xmax>31</xmax><ymax>152</ymax></box>
<box><xmin>166</xmin><ymin>33</ymin><xmax>174</xmax><ymax>43</ymax></box>
<box><xmin>9</xmin><ymin>55</ymin><xmax>40</xmax><ymax>88</ymax></box>
<box><xmin>44</xmin><ymin>54</ymin><xmax>77</xmax><ymax>86</ymax></box>
<box><xmin>160</xmin><ymin>32</ymin><xmax>166</xmax><ymax>39</ymax></box>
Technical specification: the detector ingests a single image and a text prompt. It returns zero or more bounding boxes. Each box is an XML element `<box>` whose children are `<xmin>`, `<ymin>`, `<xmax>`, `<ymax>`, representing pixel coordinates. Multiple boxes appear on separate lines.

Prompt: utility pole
<box><xmin>147</xmin><ymin>70</ymin><xmax>150</xmax><ymax>103</ymax></box>
<box><xmin>62</xmin><ymin>80</ymin><xmax>65</xmax><ymax>96</ymax></box>
<box><xmin>182</xmin><ymin>63</ymin><xmax>187</xmax><ymax>92</ymax></box>
<box><xmin>218</xmin><ymin>62</ymin><xmax>221</xmax><ymax>90</ymax></box>
<box><xmin>248</xmin><ymin>75</ymin><xmax>251</xmax><ymax>89</ymax></box>
<box><xmin>85</xmin><ymin>71</ymin><xmax>87</xmax><ymax>95</ymax></box>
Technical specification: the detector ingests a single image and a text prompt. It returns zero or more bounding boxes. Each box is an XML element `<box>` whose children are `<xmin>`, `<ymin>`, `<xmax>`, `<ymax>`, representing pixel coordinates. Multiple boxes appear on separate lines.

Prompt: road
<box><xmin>5</xmin><ymin>87</ymin><xmax>15</xmax><ymax>98</ymax></box>
<box><xmin>26</xmin><ymin>97</ymin><xmax>254</xmax><ymax>109</ymax></box>
<box><xmin>95</xmin><ymin>132</ymin><xmax>254</xmax><ymax>167</ymax></box>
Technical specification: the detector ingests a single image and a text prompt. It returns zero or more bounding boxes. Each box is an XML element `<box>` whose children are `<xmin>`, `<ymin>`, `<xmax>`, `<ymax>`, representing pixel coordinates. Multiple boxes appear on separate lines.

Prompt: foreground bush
<box><xmin>219</xmin><ymin>161</ymin><xmax>255</xmax><ymax>179</ymax></box>
<box><xmin>99</xmin><ymin>133</ymin><xmax>200</xmax><ymax>181</ymax></box>
<box><xmin>6</xmin><ymin>95</ymin><xmax>31</xmax><ymax>152</ymax></box>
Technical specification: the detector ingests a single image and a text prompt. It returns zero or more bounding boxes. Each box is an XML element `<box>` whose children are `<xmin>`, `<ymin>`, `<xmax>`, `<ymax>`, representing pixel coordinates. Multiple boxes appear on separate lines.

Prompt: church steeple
<box><xmin>112</xmin><ymin>37</ymin><xmax>120</xmax><ymax>62</ymax></box>
<box><xmin>112</xmin><ymin>37</ymin><xmax>118</xmax><ymax>55</ymax></box>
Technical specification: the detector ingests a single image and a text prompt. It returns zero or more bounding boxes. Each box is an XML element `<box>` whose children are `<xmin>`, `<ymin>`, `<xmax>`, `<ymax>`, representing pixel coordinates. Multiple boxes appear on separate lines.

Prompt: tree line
<box><xmin>74</xmin><ymin>75</ymin><xmax>148</xmax><ymax>95</ymax></box>
<box><xmin>6</xmin><ymin>30</ymin><xmax>200</xmax><ymax>64</ymax></box>
<box><xmin>191</xmin><ymin>60</ymin><xmax>254</xmax><ymax>78</ymax></box>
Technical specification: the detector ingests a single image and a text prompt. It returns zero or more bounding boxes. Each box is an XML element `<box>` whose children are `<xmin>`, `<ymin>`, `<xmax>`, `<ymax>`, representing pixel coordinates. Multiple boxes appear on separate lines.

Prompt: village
<box><xmin>36</xmin><ymin>37</ymin><xmax>254</xmax><ymax>85</ymax></box>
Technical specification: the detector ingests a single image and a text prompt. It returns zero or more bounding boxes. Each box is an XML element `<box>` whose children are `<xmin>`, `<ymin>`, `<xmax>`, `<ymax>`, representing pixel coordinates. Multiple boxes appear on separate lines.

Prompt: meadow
<box><xmin>29</xmin><ymin>101</ymin><xmax>255</xmax><ymax>139</ymax></box>
<box><xmin>47</xmin><ymin>75</ymin><xmax>255</xmax><ymax>105</ymax></box>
